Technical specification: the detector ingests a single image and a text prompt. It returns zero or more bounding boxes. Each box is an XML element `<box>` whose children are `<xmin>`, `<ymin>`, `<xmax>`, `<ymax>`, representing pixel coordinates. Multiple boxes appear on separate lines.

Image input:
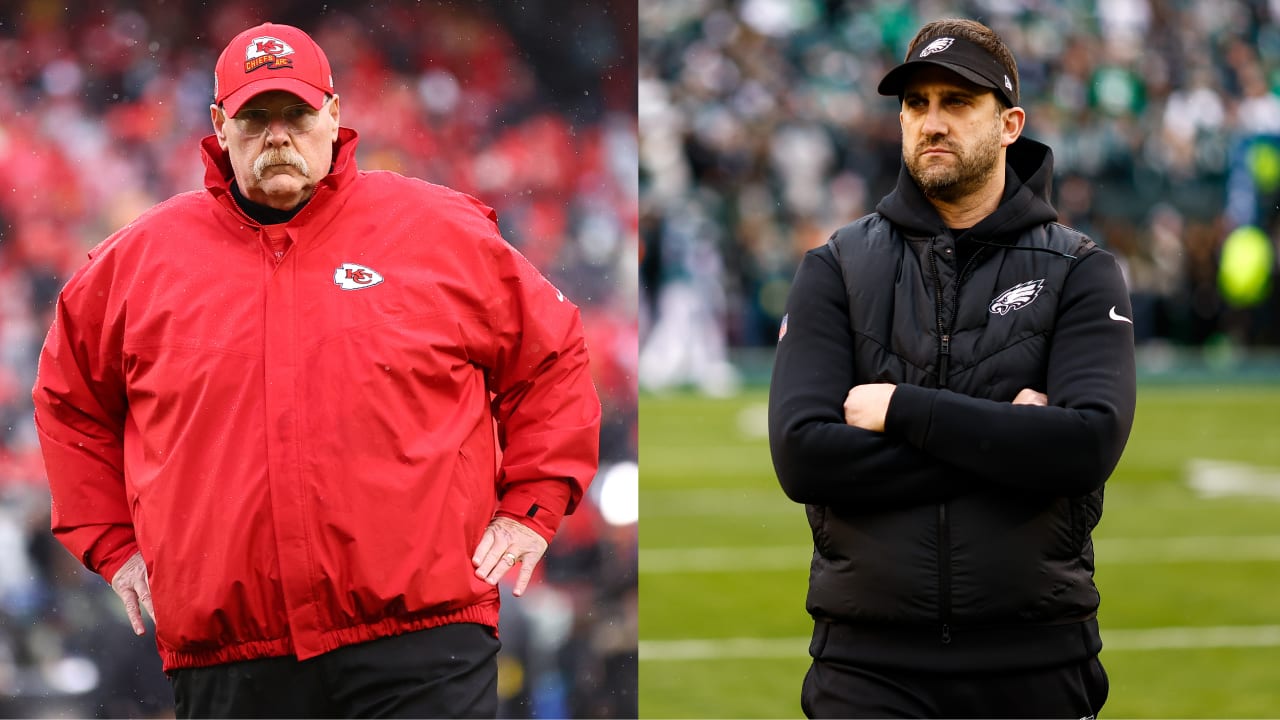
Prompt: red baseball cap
<box><xmin>214</xmin><ymin>22</ymin><xmax>334</xmax><ymax>116</ymax></box>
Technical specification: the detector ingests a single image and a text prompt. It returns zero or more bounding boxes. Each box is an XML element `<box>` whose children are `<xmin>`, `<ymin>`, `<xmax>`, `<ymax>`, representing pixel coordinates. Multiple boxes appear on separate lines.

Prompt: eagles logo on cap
<box><xmin>919</xmin><ymin>38</ymin><xmax>955</xmax><ymax>57</ymax></box>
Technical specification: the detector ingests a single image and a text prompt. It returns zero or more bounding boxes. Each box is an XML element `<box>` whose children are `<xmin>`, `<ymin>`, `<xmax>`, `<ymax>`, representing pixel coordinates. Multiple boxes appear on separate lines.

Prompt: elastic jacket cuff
<box><xmin>495</xmin><ymin>479</ymin><xmax>572</xmax><ymax>543</ymax></box>
<box><xmin>89</xmin><ymin>528</ymin><xmax>140</xmax><ymax>583</ymax></box>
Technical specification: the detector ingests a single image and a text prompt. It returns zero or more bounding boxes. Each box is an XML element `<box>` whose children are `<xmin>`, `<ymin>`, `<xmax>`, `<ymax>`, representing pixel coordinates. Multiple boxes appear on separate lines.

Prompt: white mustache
<box><xmin>253</xmin><ymin>149</ymin><xmax>310</xmax><ymax>180</ymax></box>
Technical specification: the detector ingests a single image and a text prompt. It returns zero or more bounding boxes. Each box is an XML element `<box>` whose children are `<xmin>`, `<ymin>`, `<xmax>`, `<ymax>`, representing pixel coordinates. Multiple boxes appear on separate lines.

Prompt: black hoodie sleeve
<box><xmin>884</xmin><ymin>248</ymin><xmax>1136</xmax><ymax>496</ymax></box>
<box><xmin>769</xmin><ymin>246</ymin><xmax>971</xmax><ymax>509</ymax></box>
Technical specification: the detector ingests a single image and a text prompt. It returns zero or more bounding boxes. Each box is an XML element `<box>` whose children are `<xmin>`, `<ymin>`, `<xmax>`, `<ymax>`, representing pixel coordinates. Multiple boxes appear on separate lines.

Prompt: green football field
<box><xmin>639</xmin><ymin>384</ymin><xmax>1280</xmax><ymax>718</ymax></box>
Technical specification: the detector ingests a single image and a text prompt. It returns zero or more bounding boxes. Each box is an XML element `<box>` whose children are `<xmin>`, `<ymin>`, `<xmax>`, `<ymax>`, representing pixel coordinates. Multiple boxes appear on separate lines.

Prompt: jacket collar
<box><xmin>200</xmin><ymin>127</ymin><xmax>360</xmax><ymax>219</ymax></box>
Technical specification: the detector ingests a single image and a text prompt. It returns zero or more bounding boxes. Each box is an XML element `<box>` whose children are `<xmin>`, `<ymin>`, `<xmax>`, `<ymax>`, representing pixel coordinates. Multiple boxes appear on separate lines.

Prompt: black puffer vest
<box><xmin>807</xmin><ymin>138</ymin><xmax>1106</xmax><ymax>672</ymax></box>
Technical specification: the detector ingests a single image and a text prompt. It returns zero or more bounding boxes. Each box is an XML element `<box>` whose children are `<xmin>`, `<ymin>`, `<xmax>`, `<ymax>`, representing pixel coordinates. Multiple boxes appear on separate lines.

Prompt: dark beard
<box><xmin>904</xmin><ymin>125</ymin><xmax>1002</xmax><ymax>203</ymax></box>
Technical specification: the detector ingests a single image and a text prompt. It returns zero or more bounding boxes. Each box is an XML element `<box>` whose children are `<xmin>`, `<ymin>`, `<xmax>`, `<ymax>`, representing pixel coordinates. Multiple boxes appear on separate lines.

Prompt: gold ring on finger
<box><xmin>502</xmin><ymin>552</ymin><xmax>518</xmax><ymax>566</ymax></box>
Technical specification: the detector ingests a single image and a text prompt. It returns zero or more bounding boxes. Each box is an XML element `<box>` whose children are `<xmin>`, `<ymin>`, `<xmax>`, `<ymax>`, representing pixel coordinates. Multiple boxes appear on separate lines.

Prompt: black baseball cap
<box><xmin>878</xmin><ymin>35</ymin><xmax>1019</xmax><ymax>107</ymax></box>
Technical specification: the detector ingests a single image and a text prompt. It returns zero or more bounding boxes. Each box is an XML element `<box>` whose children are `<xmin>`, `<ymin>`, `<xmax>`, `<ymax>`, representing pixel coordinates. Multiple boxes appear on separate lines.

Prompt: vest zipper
<box><xmin>927</xmin><ymin>241</ymin><xmax>948</xmax><ymax>388</ymax></box>
<box><xmin>939</xmin><ymin>334</ymin><xmax>951</xmax><ymax>387</ymax></box>
<box><xmin>938</xmin><ymin>501</ymin><xmax>951</xmax><ymax>644</ymax></box>
<box><xmin>928</xmin><ymin>236</ymin><xmax>984</xmax><ymax>646</ymax></box>
<box><xmin>929</xmin><ymin>240</ymin><xmax>986</xmax><ymax>389</ymax></box>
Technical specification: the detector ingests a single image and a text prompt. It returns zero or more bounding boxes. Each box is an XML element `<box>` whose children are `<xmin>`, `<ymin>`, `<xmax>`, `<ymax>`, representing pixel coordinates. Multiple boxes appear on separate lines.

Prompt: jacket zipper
<box><xmin>261</xmin><ymin>226</ymin><xmax>292</xmax><ymax>266</ymax></box>
<box><xmin>938</xmin><ymin>502</ymin><xmax>951</xmax><ymax>644</ymax></box>
<box><xmin>927</xmin><ymin>237</ymin><xmax>984</xmax><ymax>645</ymax></box>
<box><xmin>929</xmin><ymin>241</ymin><xmax>986</xmax><ymax>389</ymax></box>
<box><xmin>927</xmin><ymin>241</ymin><xmax>948</xmax><ymax>388</ymax></box>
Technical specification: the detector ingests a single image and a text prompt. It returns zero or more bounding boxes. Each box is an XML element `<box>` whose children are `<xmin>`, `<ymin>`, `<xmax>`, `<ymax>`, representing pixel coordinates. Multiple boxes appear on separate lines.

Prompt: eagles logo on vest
<box><xmin>989</xmin><ymin>279</ymin><xmax>1044</xmax><ymax>315</ymax></box>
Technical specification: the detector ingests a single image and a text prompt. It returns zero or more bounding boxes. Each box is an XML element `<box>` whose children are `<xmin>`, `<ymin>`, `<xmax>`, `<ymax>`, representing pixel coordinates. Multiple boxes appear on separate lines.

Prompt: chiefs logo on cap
<box><xmin>244</xmin><ymin>36</ymin><xmax>295</xmax><ymax>73</ymax></box>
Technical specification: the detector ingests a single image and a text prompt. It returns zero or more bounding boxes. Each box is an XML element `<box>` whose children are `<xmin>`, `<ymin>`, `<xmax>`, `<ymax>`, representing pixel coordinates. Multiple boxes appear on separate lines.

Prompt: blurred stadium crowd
<box><xmin>0</xmin><ymin>1</ymin><xmax>637</xmax><ymax>717</ymax></box>
<box><xmin>640</xmin><ymin>0</ymin><xmax>1280</xmax><ymax>394</ymax></box>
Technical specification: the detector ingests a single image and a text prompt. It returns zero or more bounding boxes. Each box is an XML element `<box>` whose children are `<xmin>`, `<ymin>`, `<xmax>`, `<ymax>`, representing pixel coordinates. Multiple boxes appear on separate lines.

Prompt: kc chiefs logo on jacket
<box><xmin>244</xmin><ymin>36</ymin><xmax>295</xmax><ymax>73</ymax></box>
<box><xmin>334</xmin><ymin>263</ymin><xmax>384</xmax><ymax>290</ymax></box>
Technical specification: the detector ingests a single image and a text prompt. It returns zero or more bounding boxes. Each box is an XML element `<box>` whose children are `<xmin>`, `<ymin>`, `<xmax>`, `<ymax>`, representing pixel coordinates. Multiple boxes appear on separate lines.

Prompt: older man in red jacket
<box><xmin>32</xmin><ymin>21</ymin><xmax>601</xmax><ymax>719</ymax></box>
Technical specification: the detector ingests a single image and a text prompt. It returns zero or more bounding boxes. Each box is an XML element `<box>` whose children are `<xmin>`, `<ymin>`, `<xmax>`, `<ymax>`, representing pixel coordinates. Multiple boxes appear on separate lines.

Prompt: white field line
<box><xmin>643</xmin><ymin>489</ymin><xmax>792</xmax><ymax>517</ymax></box>
<box><xmin>640</xmin><ymin>535</ymin><xmax>1280</xmax><ymax>573</ymax></box>
<box><xmin>641</xmin><ymin>544</ymin><xmax>810</xmax><ymax>573</ymax></box>
<box><xmin>1101</xmin><ymin>535</ymin><xmax>1280</xmax><ymax>562</ymax></box>
<box><xmin>640</xmin><ymin>625</ymin><xmax>1280</xmax><ymax>661</ymax></box>
<box><xmin>643</xmin><ymin>457</ymin><xmax>1280</xmax><ymax>517</ymax></box>
<box><xmin>1186</xmin><ymin>459</ymin><xmax>1280</xmax><ymax>499</ymax></box>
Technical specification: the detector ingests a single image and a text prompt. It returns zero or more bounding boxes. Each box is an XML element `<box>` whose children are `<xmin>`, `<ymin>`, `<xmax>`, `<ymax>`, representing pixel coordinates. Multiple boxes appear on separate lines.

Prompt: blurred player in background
<box><xmin>769</xmin><ymin>18</ymin><xmax>1135</xmax><ymax>718</ymax></box>
<box><xmin>33</xmin><ymin>20</ymin><xmax>601</xmax><ymax>718</ymax></box>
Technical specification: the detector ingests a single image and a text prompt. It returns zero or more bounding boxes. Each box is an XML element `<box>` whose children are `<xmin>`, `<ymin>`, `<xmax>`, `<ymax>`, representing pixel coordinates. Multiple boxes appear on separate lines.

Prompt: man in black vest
<box><xmin>768</xmin><ymin>18</ymin><xmax>1136</xmax><ymax>719</ymax></box>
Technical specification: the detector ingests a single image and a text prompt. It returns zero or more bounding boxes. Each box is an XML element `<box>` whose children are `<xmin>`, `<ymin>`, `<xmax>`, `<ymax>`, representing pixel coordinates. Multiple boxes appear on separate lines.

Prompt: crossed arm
<box><xmin>843</xmin><ymin>384</ymin><xmax>1048</xmax><ymax>432</ymax></box>
<box><xmin>769</xmin><ymin>245</ymin><xmax>1136</xmax><ymax>508</ymax></box>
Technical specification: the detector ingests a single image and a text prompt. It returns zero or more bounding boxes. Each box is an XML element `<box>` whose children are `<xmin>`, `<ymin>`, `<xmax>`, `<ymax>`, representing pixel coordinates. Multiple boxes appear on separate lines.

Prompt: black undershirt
<box><xmin>951</xmin><ymin>227</ymin><xmax>982</xmax><ymax>267</ymax></box>
<box><xmin>231</xmin><ymin>182</ymin><xmax>307</xmax><ymax>225</ymax></box>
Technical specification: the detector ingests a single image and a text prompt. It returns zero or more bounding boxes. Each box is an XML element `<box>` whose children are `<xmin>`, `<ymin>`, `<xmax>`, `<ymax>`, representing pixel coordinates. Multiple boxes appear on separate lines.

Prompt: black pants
<box><xmin>168</xmin><ymin>623</ymin><xmax>499</xmax><ymax>719</ymax></box>
<box><xmin>801</xmin><ymin>654</ymin><xmax>1109</xmax><ymax>719</ymax></box>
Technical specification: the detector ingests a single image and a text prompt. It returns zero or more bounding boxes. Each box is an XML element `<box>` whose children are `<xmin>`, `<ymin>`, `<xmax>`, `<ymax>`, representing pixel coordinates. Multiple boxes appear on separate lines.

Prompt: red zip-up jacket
<box><xmin>33</xmin><ymin>128</ymin><xmax>601</xmax><ymax>670</ymax></box>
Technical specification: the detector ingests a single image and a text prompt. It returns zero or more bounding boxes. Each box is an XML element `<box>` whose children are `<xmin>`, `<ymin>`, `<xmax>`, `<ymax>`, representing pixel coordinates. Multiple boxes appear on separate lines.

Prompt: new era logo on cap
<box><xmin>214</xmin><ymin>22</ymin><xmax>335</xmax><ymax>117</ymax></box>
